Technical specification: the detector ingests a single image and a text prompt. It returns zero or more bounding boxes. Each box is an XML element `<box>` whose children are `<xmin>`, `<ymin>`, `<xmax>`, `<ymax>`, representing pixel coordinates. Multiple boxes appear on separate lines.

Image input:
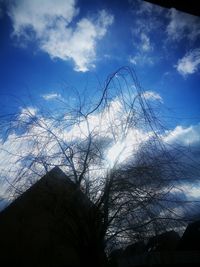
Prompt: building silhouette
<box><xmin>0</xmin><ymin>167</ymin><xmax>106</xmax><ymax>267</ymax></box>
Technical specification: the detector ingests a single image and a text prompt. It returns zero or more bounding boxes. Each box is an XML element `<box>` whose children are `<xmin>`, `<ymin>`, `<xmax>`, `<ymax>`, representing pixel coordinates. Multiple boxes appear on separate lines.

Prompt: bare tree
<box><xmin>0</xmin><ymin>66</ymin><xmax>199</xmax><ymax>253</ymax></box>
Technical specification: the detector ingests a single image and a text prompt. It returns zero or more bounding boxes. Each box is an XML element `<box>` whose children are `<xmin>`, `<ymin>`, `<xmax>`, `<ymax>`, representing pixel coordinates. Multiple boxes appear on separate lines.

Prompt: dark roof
<box><xmin>0</xmin><ymin>167</ymin><xmax>104</xmax><ymax>266</ymax></box>
<box><xmin>146</xmin><ymin>230</ymin><xmax>180</xmax><ymax>252</ymax></box>
<box><xmin>0</xmin><ymin>166</ymin><xmax>92</xmax><ymax>216</ymax></box>
<box><xmin>178</xmin><ymin>220</ymin><xmax>200</xmax><ymax>251</ymax></box>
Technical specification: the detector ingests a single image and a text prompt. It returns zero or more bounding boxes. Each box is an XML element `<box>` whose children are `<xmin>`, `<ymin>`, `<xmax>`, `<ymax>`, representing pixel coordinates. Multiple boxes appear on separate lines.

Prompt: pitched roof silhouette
<box><xmin>178</xmin><ymin>220</ymin><xmax>200</xmax><ymax>251</ymax></box>
<box><xmin>0</xmin><ymin>167</ymin><xmax>105</xmax><ymax>267</ymax></box>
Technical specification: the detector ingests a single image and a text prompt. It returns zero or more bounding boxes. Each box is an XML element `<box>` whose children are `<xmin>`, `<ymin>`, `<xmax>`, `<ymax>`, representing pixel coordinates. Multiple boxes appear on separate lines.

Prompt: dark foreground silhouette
<box><xmin>0</xmin><ymin>167</ymin><xmax>200</xmax><ymax>267</ymax></box>
<box><xmin>0</xmin><ymin>167</ymin><xmax>106</xmax><ymax>267</ymax></box>
<box><xmin>109</xmin><ymin>224</ymin><xmax>200</xmax><ymax>267</ymax></box>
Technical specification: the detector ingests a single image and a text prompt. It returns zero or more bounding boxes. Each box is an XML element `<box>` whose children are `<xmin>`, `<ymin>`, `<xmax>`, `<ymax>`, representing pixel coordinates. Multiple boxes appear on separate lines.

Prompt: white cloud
<box><xmin>106</xmin><ymin>128</ymin><xmax>151</xmax><ymax>167</ymax></box>
<box><xmin>0</xmin><ymin>94</ymin><xmax>153</xmax><ymax>196</ymax></box>
<box><xmin>0</xmin><ymin>131</ymin><xmax>35</xmax><ymax>195</ymax></box>
<box><xmin>19</xmin><ymin>107</ymin><xmax>37</xmax><ymax>122</ymax></box>
<box><xmin>172</xmin><ymin>182</ymin><xmax>200</xmax><ymax>199</ymax></box>
<box><xmin>9</xmin><ymin>0</ymin><xmax>77</xmax><ymax>37</ymax></box>
<box><xmin>128</xmin><ymin>0</ymin><xmax>165</xmax><ymax>66</ymax></box>
<box><xmin>8</xmin><ymin>0</ymin><xmax>113</xmax><ymax>72</ymax></box>
<box><xmin>140</xmin><ymin>32</ymin><xmax>152</xmax><ymax>52</ymax></box>
<box><xmin>61</xmin><ymin>97</ymin><xmax>153</xmax><ymax>167</ymax></box>
<box><xmin>185</xmin><ymin>183</ymin><xmax>200</xmax><ymax>199</ymax></box>
<box><xmin>176</xmin><ymin>48</ymin><xmax>200</xmax><ymax>76</ymax></box>
<box><xmin>130</xmin><ymin>29</ymin><xmax>153</xmax><ymax>65</ymax></box>
<box><xmin>163</xmin><ymin>124</ymin><xmax>200</xmax><ymax>146</ymax></box>
<box><xmin>42</xmin><ymin>93</ymin><xmax>63</xmax><ymax>101</ymax></box>
<box><xmin>130</xmin><ymin>25</ymin><xmax>154</xmax><ymax>65</ymax></box>
<box><xmin>129</xmin><ymin>56</ymin><xmax>137</xmax><ymax>65</ymax></box>
<box><xmin>0</xmin><ymin>106</ymin><xmax>67</xmax><ymax>197</ymax></box>
<box><xmin>129</xmin><ymin>53</ymin><xmax>154</xmax><ymax>66</ymax></box>
<box><xmin>167</xmin><ymin>8</ymin><xmax>200</xmax><ymax>41</ymax></box>
<box><xmin>63</xmin><ymin>98</ymin><xmax>125</xmax><ymax>142</ymax></box>
<box><xmin>142</xmin><ymin>90</ymin><xmax>163</xmax><ymax>103</ymax></box>
<box><xmin>1</xmin><ymin>97</ymin><xmax>200</xmax><ymax>208</ymax></box>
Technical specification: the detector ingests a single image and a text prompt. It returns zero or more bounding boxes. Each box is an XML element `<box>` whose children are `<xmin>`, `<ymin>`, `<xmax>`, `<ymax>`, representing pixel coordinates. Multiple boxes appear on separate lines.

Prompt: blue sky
<box><xmin>0</xmin><ymin>0</ymin><xmax>200</xmax><ymax>207</ymax></box>
<box><xmin>0</xmin><ymin>0</ymin><xmax>200</xmax><ymax>126</ymax></box>
<box><xmin>0</xmin><ymin>0</ymin><xmax>199</xmax><ymax>121</ymax></box>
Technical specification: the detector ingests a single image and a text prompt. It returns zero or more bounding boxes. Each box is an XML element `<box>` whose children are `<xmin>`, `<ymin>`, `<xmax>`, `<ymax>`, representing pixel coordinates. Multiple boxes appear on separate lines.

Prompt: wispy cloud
<box><xmin>130</xmin><ymin>28</ymin><xmax>154</xmax><ymax>66</ymax></box>
<box><xmin>129</xmin><ymin>53</ymin><xmax>154</xmax><ymax>66</ymax></box>
<box><xmin>140</xmin><ymin>32</ymin><xmax>152</xmax><ymax>52</ymax></box>
<box><xmin>42</xmin><ymin>93</ymin><xmax>63</xmax><ymax>101</ymax></box>
<box><xmin>128</xmin><ymin>0</ymin><xmax>164</xmax><ymax>66</ymax></box>
<box><xmin>8</xmin><ymin>0</ymin><xmax>114</xmax><ymax>72</ymax></box>
<box><xmin>134</xmin><ymin>0</ymin><xmax>163</xmax><ymax>16</ymax></box>
<box><xmin>176</xmin><ymin>48</ymin><xmax>200</xmax><ymax>76</ymax></box>
<box><xmin>142</xmin><ymin>91</ymin><xmax>163</xmax><ymax>103</ymax></box>
<box><xmin>166</xmin><ymin>8</ymin><xmax>200</xmax><ymax>42</ymax></box>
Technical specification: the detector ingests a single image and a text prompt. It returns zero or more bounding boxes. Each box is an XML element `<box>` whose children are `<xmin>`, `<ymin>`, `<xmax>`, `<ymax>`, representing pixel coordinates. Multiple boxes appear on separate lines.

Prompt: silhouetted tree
<box><xmin>0</xmin><ymin>67</ymin><xmax>199</xmax><ymax>256</ymax></box>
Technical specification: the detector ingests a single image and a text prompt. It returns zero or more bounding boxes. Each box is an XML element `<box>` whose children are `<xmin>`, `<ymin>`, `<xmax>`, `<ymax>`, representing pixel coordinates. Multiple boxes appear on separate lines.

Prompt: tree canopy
<box><xmin>0</xmin><ymin>67</ymin><xmax>199</xmax><ymax>251</ymax></box>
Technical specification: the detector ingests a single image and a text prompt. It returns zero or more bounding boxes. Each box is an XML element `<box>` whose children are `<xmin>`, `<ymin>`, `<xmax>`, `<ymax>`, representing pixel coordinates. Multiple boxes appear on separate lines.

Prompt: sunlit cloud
<box><xmin>42</xmin><ymin>93</ymin><xmax>63</xmax><ymax>101</ymax></box>
<box><xmin>173</xmin><ymin>183</ymin><xmax>200</xmax><ymax>199</ymax></box>
<box><xmin>166</xmin><ymin>8</ymin><xmax>200</xmax><ymax>42</ymax></box>
<box><xmin>176</xmin><ymin>48</ymin><xmax>200</xmax><ymax>76</ymax></box>
<box><xmin>8</xmin><ymin>0</ymin><xmax>114</xmax><ymax>72</ymax></box>
<box><xmin>19</xmin><ymin>107</ymin><xmax>37</xmax><ymax>122</ymax></box>
<box><xmin>3</xmin><ymin>102</ymin><xmax>199</xmax><ymax>184</ymax></box>
<box><xmin>106</xmin><ymin>128</ymin><xmax>151</xmax><ymax>167</ymax></box>
<box><xmin>1</xmin><ymin>98</ymin><xmax>200</xmax><ymax>212</ymax></box>
<box><xmin>0</xmin><ymin>95</ymin><xmax>152</xmax><ymax>193</ymax></box>
<box><xmin>163</xmin><ymin>124</ymin><xmax>200</xmax><ymax>146</ymax></box>
<box><xmin>142</xmin><ymin>90</ymin><xmax>163</xmax><ymax>103</ymax></box>
<box><xmin>9</xmin><ymin>0</ymin><xmax>77</xmax><ymax>35</ymax></box>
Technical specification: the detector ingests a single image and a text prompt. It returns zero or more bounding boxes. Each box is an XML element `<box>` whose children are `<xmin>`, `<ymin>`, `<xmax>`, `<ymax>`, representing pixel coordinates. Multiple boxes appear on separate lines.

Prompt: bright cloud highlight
<box><xmin>142</xmin><ymin>91</ymin><xmax>163</xmax><ymax>102</ymax></box>
<box><xmin>8</xmin><ymin>0</ymin><xmax>113</xmax><ymax>72</ymax></box>
<box><xmin>42</xmin><ymin>93</ymin><xmax>63</xmax><ymax>101</ymax></box>
<box><xmin>176</xmin><ymin>48</ymin><xmax>200</xmax><ymax>76</ymax></box>
<box><xmin>164</xmin><ymin>124</ymin><xmax>200</xmax><ymax>146</ymax></box>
